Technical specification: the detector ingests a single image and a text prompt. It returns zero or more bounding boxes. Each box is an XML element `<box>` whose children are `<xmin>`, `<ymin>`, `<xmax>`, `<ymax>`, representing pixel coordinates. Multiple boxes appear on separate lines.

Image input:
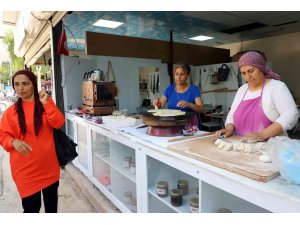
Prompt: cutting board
<box><xmin>167</xmin><ymin>136</ymin><xmax>279</xmax><ymax>182</ymax></box>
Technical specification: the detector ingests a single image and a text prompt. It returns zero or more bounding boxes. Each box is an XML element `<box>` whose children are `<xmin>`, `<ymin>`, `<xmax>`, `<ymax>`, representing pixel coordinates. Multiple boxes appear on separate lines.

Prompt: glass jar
<box><xmin>217</xmin><ymin>208</ymin><xmax>232</xmax><ymax>213</ymax></box>
<box><xmin>190</xmin><ymin>197</ymin><xmax>199</xmax><ymax>213</ymax></box>
<box><xmin>170</xmin><ymin>189</ymin><xmax>183</xmax><ymax>207</ymax></box>
<box><xmin>177</xmin><ymin>179</ymin><xmax>189</xmax><ymax>196</ymax></box>
<box><xmin>131</xmin><ymin>198</ymin><xmax>137</xmax><ymax>212</ymax></box>
<box><xmin>156</xmin><ymin>181</ymin><xmax>168</xmax><ymax>197</ymax></box>
<box><xmin>130</xmin><ymin>161</ymin><xmax>136</xmax><ymax>175</ymax></box>
<box><xmin>123</xmin><ymin>191</ymin><xmax>132</xmax><ymax>205</ymax></box>
<box><xmin>123</xmin><ymin>156</ymin><xmax>132</xmax><ymax>169</ymax></box>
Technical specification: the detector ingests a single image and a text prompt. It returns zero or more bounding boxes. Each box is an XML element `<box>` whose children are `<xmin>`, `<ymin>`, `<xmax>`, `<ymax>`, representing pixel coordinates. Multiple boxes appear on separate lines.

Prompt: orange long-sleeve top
<box><xmin>0</xmin><ymin>98</ymin><xmax>65</xmax><ymax>198</ymax></box>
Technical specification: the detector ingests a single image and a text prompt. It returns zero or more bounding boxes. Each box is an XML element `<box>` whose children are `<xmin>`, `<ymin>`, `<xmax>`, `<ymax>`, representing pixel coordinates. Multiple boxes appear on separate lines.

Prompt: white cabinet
<box><xmin>65</xmin><ymin>112</ymin><xmax>300</xmax><ymax>213</ymax></box>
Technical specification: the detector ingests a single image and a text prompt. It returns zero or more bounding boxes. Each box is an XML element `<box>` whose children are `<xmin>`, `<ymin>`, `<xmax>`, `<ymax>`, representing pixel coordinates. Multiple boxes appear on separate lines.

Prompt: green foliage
<box><xmin>3</xmin><ymin>29</ymin><xmax>24</xmax><ymax>73</ymax></box>
<box><xmin>0</xmin><ymin>29</ymin><xmax>24</xmax><ymax>85</ymax></box>
<box><xmin>32</xmin><ymin>65</ymin><xmax>51</xmax><ymax>79</ymax></box>
<box><xmin>0</xmin><ymin>62</ymin><xmax>11</xmax><ymax>84</ymax></box>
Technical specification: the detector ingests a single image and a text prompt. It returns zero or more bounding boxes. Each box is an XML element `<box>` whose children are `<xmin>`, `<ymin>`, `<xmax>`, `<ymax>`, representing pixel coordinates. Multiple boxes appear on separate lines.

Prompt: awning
<box><xmin>14</xmin><ymin>11</ymin><xmax>67</xmax><ymax>67</ymax></box>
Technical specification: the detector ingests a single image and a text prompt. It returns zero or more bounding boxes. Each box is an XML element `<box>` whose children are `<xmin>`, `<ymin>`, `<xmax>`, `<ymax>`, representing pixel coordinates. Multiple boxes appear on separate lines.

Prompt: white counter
<box><xmin>65</xmin><ymin>112</ymin><xmax>300</xmax><ymax>213</ymax></box>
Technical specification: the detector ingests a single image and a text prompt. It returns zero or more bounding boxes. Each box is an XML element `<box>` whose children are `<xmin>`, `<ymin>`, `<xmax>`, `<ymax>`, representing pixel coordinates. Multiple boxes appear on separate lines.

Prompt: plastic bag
<box><xmin>266</xmin><ymin>136</ymin><xmax>300</xmax><ymax>184</ymax></box>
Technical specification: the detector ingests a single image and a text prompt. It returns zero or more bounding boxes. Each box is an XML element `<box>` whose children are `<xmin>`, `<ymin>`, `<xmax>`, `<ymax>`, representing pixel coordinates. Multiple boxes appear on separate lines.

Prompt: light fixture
<box><xmin>93</xmin><ymin>19</ymin><xmax>123</xmax><ymax>29</ymax></box>
<box><xmin>190</xmin><ymin>35</ymin><xmax>214</xmax><ymax>41</ymax></box>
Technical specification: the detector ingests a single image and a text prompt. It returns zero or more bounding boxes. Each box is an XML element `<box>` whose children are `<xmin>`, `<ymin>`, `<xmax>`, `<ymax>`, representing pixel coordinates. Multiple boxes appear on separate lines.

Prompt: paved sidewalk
<box><xmin>0</xmin><ymin>150</ymin><xmax>119</xmax><ymax>213</ymax></box>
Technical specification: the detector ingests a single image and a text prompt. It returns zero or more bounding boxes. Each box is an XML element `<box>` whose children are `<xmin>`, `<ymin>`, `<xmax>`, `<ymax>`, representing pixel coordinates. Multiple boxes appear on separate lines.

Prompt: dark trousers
<box><xmin>21</xmin><ymin>181</ymin><xmax>59</xmax><ymax>213</ymax></box>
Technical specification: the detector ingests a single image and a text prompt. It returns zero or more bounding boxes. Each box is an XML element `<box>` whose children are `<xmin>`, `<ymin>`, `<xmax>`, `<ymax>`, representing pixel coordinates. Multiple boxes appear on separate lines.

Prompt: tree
<box><xmin>0</xmin><ymin>29</ymin><xmax>24</xmax><ymax>85</ymax></box>
<box><xmin>0</xmin><ymin>62</ymin><xmax>11</xmax><ymax>84</ymax></box>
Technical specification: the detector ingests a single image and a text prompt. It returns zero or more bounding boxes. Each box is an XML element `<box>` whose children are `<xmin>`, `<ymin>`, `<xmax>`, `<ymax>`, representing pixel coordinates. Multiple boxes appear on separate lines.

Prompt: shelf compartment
<box><xmin>110</xmin><ymin>139</ymin><xmax>136</xmax><ymax>183</ymax></box>
<box><xmin>91</xmin><ymin>130</ymin><xmax>110</xmax><ymax>164</ymax></box>
<box><xmin>111</xmin><ymin>168</ymin><xmax>137</xmax><ymax>212</ymax></box>
<box><xmin>147</xmin><ymin>156</ymin><xmax>198</xmax><ymax>213</ymax></box>
<box><xmin>93</xmin><ymin>157</ymin><xmax>112</xmax><ymax>192</ymax></box>
<box><xmin>148</xmin><ymin>194</ymin><xmax>176</xmax><ymax>213</ymax></box>
<box><xmin>148</xmin><ymin>185</ymin><xmax>198</xmax><ymax>213</ymax></box>
<box><xmin>201</xmin><ymin>182</ymin><xmax>269</xmax><ymax>213</ymax></box>
<box><xmin>77</xmin><ymin>123</ymin><xmax>88</xmax><ymax>170</ymax></box>
<box><xmin>66</xmin><ymin>118</ymin><xmax>75</xmax><ymax>141</ymax></box>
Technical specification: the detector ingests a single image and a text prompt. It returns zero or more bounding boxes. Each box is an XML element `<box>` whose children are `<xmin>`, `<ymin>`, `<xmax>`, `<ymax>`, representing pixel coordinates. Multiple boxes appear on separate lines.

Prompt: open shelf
<box><xmin>148</xmin><ymin>186</ymin><xmax>198</xmax><ymax>213</ymax></box>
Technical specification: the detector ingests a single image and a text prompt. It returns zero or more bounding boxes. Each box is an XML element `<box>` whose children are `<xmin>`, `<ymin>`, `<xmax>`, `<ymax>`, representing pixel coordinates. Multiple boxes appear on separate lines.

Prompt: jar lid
<box><xmin>170</xmin><ymin>189</ymin><xmax>182</xmax><ymax>196</ymax></box>
<box><xmin>157</xmin><ymin>181</ymin><xmax>168</xmax><ymax>187</ymax></box>
<box><xmin>190</xmin><ymin>197</ymin><xmax>199</xmax><ymax>206</ymax></box>
<box><xmin>177</xmin><ymin>179</ymin><xmax>189</xmax><ymax>185</ymax></box>
<box><xmin>217</xmin><ymin>208</ymin><xmax>232</xmax><ymax>213</ymax></box>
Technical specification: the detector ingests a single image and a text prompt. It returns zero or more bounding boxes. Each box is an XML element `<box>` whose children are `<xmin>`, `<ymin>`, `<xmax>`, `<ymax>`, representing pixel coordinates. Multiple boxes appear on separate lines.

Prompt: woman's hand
<box><xmin>176</xmin><ymin>100</ymin><xmax>190</xmax><ymax>108</ymax></box>
<box><xmin>244</xmin><ymin>132</ymin><xmax>266</xmax><ymax>142</ymax></box>
<box><xmin>39</xmin><ymin>90</ymin><xmax>48</xmax><ymax>105</ymax></box>
<box><xmin>153</xmin><ymin>98</ymin><xmax>161</xmax><ymax>109</ymax></box>
<box><xmin>12</xmin><ymin>139</ymin><xmax>32</xmax><ymax>156</ymax></box>
<box><xmin>215</xmin><ymin>128</ymin><xmax>233</xmax><ymax>138</ymax></box>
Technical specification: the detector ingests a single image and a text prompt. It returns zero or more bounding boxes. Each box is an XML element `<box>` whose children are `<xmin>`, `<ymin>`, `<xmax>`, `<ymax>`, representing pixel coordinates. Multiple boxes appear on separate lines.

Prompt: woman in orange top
<box><xmin>0</xmin><ymin>70</ymin><xmax>65</xmax><ymax>213</ymax></box>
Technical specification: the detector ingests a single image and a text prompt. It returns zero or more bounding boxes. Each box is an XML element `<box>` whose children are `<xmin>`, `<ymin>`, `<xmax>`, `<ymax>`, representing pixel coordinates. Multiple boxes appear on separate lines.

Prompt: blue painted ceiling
<box><xmin>63</xmin><ymin>11</ymin><xmax>300</xmax><ymax>51</ymax></box>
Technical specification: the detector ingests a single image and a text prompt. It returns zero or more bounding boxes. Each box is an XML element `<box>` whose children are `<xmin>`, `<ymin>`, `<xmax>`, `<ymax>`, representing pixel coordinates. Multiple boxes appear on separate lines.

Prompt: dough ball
<box><xmin>215</xmin><ymin>139</ymin><xmax>222</xmax><ymax>145</ymax></box>
<box><xmin>258</xmin><ymin>154</ymin><xmax>272</xmax><ymax>163</ymax></box>
<box><xmin>233</xmin><ymin>143</ymin><xmax>239</xmax><ymax>151</ymax></box>
<box><xmin>243</xmin><ymin>145</ymin><xmax>252</xmax><ymax>154</ymax></box>
<box><xmin>236</xmin><ymin>143</ymin><xmax>245</xmax><ymax>152</ymax></box>
<box><xmin>217</xmin><ymin>140</ymin><xmax>226</xmax><ymax>149</ymax></box>
<box><xmin>254</xmin><ymin>142</ymin><xmax>266</xmax><ymax>151</ymax></box>
<box><xmin>223</xmin><ymin>143</ymin><xmax>233</xmax><ymax>151</ymax></box>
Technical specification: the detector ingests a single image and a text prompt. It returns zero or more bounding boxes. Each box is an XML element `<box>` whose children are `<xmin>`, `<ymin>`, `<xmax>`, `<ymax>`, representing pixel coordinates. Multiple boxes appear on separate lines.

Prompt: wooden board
<box><xmin>167</xmin><ymin>136</ymin><xmax>279</xmax><ymax>182</ymax></box>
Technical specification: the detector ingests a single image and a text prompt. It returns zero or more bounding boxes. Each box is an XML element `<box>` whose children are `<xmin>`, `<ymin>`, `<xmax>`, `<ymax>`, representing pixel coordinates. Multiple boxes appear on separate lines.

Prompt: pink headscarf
<box><xmin>238</xmin><ymin>51</ymin><xmax>281</xmax><ymax>80</ymax></box>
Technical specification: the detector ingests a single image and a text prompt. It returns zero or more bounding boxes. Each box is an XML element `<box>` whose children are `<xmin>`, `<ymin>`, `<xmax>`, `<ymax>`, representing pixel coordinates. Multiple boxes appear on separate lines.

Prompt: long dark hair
<box><xmin>12</xmin><ymin>70</ymin><xmax>45</xmax><ymax>136</ymax></box>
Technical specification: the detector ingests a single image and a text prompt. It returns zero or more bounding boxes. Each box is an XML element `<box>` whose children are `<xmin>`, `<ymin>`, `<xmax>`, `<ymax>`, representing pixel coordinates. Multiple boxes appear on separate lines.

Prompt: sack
<box><xmin>217</xmin><ymin>64</ymin><xmax>230</xmax><ymax>81</ymax></box>
<box><xmin>53</xmin><ymin>128</ymin><xmax>78</xmax><ymax>167</ymax></box>
<box><xmin>266</xmin><ymin>136</ymin><xmax>300</xmax><ymax>184</ymax></box>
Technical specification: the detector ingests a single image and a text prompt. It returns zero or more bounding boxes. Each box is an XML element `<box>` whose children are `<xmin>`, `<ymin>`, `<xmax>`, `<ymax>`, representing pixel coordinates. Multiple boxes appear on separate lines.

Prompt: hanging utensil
<box><xmin>199</xmin><ymin>69</ymin><xmax>202</xmax><ymax>89</ymax></box>
<box><xmin>152</xmin><ymin>73</ymin><xmax>155</xmax><ymax>94</ymax></box>
<box><xmin>150</xmin><ymin>73</ymin><xmax>153</xmax><ymax>94</ymax></box>
<box><xmin>156</xmin><ymin>73</ymin><xmax>159</xmax><ymax>92</ymax></box>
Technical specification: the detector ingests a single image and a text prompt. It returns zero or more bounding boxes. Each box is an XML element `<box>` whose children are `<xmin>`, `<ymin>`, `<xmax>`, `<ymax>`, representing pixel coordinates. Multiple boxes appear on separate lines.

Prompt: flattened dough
<box><xmin>148</xmin><ymin>109</ymin><xmax>186</xmax><ymax>117</ymax></box>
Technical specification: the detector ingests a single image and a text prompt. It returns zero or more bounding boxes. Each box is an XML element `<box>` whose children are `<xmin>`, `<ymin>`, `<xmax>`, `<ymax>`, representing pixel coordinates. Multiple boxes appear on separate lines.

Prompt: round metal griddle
<box><xmin>146</xmin><ymin>126</ymin><xmax>183</xmax><ymax>137</ymax></box>
<box><xmin>140</xmin><ymin>115</ymin><xmax>186</xmax><ymax>127</ymax></box>
<box><xmin>140</xmin><ymin>111</ymin><xmax>194</xmax><ymax>136</ymax></box>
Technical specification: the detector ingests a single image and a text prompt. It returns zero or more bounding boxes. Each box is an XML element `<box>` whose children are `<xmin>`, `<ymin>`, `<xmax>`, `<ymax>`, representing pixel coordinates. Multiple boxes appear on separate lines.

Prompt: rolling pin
<box><xmin>168</xmin><ymin>132</ymin><xmax>215</xmax><ymax>142</ymax></box>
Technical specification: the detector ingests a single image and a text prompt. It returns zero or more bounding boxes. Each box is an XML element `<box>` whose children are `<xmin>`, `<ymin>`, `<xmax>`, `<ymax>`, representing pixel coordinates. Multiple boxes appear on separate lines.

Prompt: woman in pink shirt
<box><xmin>216</xmin><ymin>51</ymin><xmax>298</xmax><ymax>141</ymax></box>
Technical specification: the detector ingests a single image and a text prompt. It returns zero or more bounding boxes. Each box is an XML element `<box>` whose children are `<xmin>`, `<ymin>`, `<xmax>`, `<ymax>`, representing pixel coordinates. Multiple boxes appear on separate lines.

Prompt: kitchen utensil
<box><xmin>168</xmin><ymin>132</ymin><xmax>215</xmax><ymax>142</ymax></box>
<box><xmin>156</xmin><ymin>73</ymin><xmax>159</xmax><ymax>91</ymax></box>
<box><xmin>136</xmin><ymin>124</ymin><xmax>148</xmax><ymax>129</ymax></box>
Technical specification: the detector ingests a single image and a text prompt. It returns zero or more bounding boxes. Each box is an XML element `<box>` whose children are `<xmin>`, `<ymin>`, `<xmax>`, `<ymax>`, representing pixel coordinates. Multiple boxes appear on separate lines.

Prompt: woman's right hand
<box><xmin>215</xmin><ymin>128</ymin><xmax>233</xmax><ymax>139</ymax></box>
<box><xmin>12</xmin><ymin>139</ymin><xmax>32</xmax><ymax>156</ymax></box>
<box><xmin>153</xmin><ymin>98</ymin><xmax>161</xmax><ymax>109</ymax></box>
